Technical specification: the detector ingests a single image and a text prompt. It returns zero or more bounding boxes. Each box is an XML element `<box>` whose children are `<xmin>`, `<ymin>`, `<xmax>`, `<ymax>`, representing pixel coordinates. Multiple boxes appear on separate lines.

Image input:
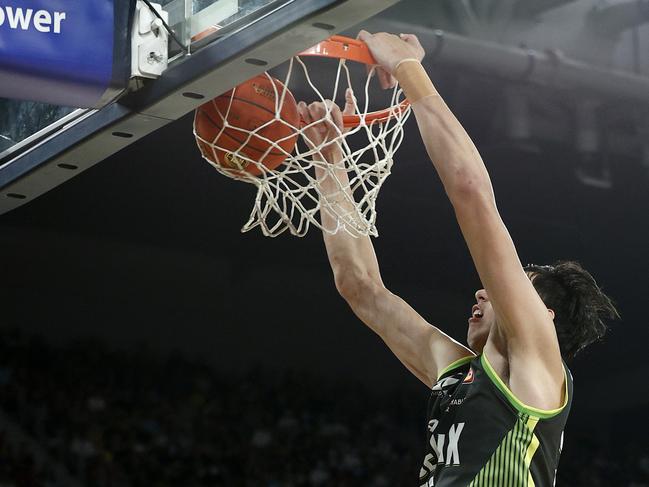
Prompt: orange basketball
<box><xmin>194</xmin><ymin>74</ymin><xmax>300</xmax><ymax>176</ymax></box>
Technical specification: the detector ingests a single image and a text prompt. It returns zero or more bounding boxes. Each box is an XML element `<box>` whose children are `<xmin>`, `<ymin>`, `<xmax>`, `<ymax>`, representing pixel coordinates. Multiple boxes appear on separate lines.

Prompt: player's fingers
<box><xmin>305</xmin><ymin>103</ymin><xmax>322</xmax><ymax>142</ymax></box>
<box><xmin>325</xmin><ymin>99</ymin><xmax>341</xmax><ymax>114</ymax></box>
<box><xmin>399</xmin><ymin>33</ymin><xmax>425</xmax><ymax>59</ymax></box>
<box><xmin>399</xmin><ymin>33</ymin><xmax>419</xmax><ymax>45</ymax></box>
<box><xmin>357</xmin><ymin>29</ymin><xmax>373</xmax><ymax>43</ymax></box>
<box><xmin>377</xmin><ymin>69</ymin><xmax>387</xmax><ymax>89</ymax></box>
<box><xmin>322</xmin><ymin>99</ymin><xmax>336</xmax><ymax>120</ymax></box>
<box><xmin>297</xmin><ymin>101</ymin><xmax>310</xmax><ymax>123</ymax></box>
<box><xmin>322</xmin><ymin>100</ymin><xmax>343</xmax><ymax>133</ymax></box>
<box><xmin>330</xmin><ymin>102</ymin><xmax>344</xmax><ymax>132</ymax></box>
<box><xmin>385</xmin><ymin>71</ymin><xmax>397</xmax><ymax>88</ymax></box>
<box><xmin>298</xmin><ymin>102</ymin><xmax>318</xmax><ymax>146</ymax></box>
<box><xmin>358</xmin><ymin>30</ymin><xmax>377</xmax><ymax>77</ymax></box>
<box><xmin>308</xmin><ymin>101</ymin><xmax>325</xmax><ymax>122</ymax></box>
<box><xmin>343</xmin><ymin>88</ymin><xmax>356</xmax><ymax>116</ymax></box>
<box><xmin>377</xmin><ymin>68</ymin><xmax>395</xmax><ymax>90</ymax></box>
<box><xmin>310</xmin><ymin>102</ymin><xmax>335</xmax><ymax>138</ymax></box>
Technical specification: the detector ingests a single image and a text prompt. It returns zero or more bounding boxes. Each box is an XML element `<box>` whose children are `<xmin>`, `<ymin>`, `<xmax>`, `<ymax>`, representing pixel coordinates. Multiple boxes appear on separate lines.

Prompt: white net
<box><xmin>193</xmin><ymin>53</ymin><xmax>411</xmax><ymax>237</ymax></box>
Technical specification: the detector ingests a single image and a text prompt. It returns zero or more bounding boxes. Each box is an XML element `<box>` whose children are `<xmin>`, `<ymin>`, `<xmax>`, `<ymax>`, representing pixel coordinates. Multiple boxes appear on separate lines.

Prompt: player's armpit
<box><xmin>340</xmin><ymin>280</ymin><xmax>474</xmax><ymax>388</ymax></box>
<box><xmin>505</xmin><ymin>353</ymin><xmax>568</xmax><ymax>411</ymax></box>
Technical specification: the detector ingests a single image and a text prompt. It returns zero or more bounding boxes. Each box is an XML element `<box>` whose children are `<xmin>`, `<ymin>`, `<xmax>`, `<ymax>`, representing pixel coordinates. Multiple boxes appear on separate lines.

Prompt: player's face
<box><xmin>467</xmin><ymin>273</ymin><xmax>538</xmax><ymax>351</ymax></box>
<box><xmin>467</xmin><ymin>288</ymin><xmax>495</xmax><ymax>351</ymax></box>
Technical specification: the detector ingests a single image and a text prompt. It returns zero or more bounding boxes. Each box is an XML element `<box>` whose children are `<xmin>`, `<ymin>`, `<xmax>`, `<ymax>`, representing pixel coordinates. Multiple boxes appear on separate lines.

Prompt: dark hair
<box><xmin>523</xmin><ymin>261</ymin><xmax>619</xmax><ymax>361</ymax></box>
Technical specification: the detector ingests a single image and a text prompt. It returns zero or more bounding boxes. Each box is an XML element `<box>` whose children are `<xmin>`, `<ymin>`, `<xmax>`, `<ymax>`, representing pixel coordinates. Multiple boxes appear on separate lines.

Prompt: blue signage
<box><xmin>0</xmin><ymin>0</ymin><xmax>120</xmax><ymax>108</ymax></box>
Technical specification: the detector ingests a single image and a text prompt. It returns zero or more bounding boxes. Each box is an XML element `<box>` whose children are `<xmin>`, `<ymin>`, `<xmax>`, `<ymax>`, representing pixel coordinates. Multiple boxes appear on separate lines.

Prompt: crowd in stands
<box><xmin>0</xmin><ymin>431</ymin><xmax>59</xmax><ymax>487</ymax></box>
<box><xmin>0</xmin><ymin>327</ymin><xmax>647</xmax><ymax>487</ymax></box>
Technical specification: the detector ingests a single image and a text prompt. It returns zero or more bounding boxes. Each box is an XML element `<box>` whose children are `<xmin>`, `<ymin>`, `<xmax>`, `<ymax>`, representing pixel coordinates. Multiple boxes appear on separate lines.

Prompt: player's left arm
<box><xmin>356</xmin><ymin>31</ymin><xmax>565</xmax><ymax>408</ymax></box>
<box><xmin>413</xmin><ymin>87</ymin><xmax>565</xmax><ymax>409</ymax></box>
<box><xmin>454</xmin><ymin>190</ymin><xmax>565</xmax><ymax>406</ymax></box>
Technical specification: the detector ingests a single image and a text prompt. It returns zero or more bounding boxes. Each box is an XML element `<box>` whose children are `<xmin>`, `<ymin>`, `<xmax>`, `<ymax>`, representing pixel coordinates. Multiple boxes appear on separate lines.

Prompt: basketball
<box><xmin>194</xmin><ymin>74</ymin><xmax>300</xmax><ymax>176</ymax></box>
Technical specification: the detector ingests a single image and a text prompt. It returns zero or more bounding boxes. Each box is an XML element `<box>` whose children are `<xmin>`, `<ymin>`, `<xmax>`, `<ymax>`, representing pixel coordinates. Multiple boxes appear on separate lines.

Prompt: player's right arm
<box><xmin>298</xmin><ymin>96</ymin><xmax>473</xmax><ymax>388</ymax></box>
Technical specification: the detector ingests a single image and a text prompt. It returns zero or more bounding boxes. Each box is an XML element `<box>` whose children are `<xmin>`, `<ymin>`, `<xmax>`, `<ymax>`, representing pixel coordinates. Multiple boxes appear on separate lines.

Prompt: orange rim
<box><xmin>298</xmin><ymin>35</ymin><xmax>411</xmax><ymax>127</ymax></box>
<box><xmin>299</xmin><ymin>101</ymin><xmax>411</xmax><ymax>129</ymax></box>
<box><xmin>299</xmin><ymin>35</ymin><xmax>377</xmax><ymax>65</ymax></box>
<box><xmin>341</xmin><ymin>100</ymin><xmax>411</xmax><ymax>128</ymax></box>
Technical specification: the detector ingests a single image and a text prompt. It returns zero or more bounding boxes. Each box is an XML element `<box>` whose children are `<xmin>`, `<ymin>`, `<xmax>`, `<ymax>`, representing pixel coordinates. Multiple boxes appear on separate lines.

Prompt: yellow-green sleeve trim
<box><xmin>481</xmin><ymin>353</ymin><xmax>569</xmax><ymax>419</ymax></box>
<box><xmin>436</xmin><ymin>355</ymin><xmax>475</xmax><ymax>381</ymax></box>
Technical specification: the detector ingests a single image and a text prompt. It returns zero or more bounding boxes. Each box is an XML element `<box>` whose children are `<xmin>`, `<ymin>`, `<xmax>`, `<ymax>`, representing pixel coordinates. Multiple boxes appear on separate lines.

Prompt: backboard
<box><xmin>0</xmin><ymin>0</ymin><xmax>403</xmax><ymax>214</ymax></box>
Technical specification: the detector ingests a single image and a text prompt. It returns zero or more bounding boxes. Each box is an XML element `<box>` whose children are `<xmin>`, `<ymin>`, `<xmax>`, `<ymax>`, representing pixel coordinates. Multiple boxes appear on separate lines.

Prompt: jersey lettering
<box><xmin>446</xmin><ymin>422</ymin><xmax>464</xmax><ymax>465</ymax></box>
<box><xmin>425</xmin><ymin>421</ymin><xmax>465</xmax><ymax>467</ymax></box>
<box><xmin>432</xmin><ymin>434</ymin><xmax>445</xmax><ymax>463</ymax></box>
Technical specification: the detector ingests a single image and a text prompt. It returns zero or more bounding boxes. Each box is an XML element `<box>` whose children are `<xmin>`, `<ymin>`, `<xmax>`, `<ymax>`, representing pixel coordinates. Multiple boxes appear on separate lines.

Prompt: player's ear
<box><xmin>548</xmin><ymin>309</ymin><xmax>555</xmax><ymax>320</ymax></box>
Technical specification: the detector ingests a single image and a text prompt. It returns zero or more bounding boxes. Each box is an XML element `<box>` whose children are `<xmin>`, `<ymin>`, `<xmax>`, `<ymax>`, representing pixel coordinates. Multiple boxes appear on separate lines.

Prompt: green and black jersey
<box><xmin>419</xmin><ymin>354</ymin><xmax>572</xmax><ymax>487</ymax></box>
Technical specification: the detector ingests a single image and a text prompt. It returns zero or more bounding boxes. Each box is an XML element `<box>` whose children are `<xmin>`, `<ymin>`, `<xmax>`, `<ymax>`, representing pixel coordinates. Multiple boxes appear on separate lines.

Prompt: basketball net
<box><xmin>194</xmin><ymin>39</ymin><xmax>412</xmax><ymax>238</ymax></box>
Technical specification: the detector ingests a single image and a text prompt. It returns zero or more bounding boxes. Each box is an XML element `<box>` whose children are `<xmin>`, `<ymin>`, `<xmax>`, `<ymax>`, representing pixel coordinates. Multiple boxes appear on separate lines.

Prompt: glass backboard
<box><xmin>0</xmin><ymin>0</ymin><xmax>403</xmax><ymax>214</ymax></box>
<box><xmin>0</xmin><ymin>0</ymin><xmax>290</xmax><ymax>162</ymax></box>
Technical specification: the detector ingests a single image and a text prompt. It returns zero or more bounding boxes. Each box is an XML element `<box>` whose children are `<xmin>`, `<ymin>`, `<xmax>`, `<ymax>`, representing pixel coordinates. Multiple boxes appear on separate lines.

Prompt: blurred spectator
<box><xmin>0</xmin><ymin>327</ymin><xmax>646</xmax><ymax>487</ymax></box>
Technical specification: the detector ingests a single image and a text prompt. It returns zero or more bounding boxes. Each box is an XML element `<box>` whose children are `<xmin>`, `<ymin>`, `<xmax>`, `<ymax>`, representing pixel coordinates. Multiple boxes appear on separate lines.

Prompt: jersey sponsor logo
<box><xmin>463</xmin><ymin>367</ymin><xmax>474</xmax><ymax>384</ymax></box>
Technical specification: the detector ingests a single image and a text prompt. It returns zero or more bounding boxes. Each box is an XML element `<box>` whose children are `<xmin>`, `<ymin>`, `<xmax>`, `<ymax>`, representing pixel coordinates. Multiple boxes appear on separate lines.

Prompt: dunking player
<box><xmin>297</xmin><ymin>31</ymin><xmax>618</xmax><ymax>486</ymax></box>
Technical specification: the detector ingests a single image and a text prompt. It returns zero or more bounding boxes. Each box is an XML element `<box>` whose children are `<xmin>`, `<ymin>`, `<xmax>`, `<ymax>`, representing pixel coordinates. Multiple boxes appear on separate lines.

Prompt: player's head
<box><xmin>467</xmin><ymin>261</ymin><xmax>618</xmax><ymax>360</ymax></box>
<box><xmin>523</xmin><ymin>261</ymin><xmax>618</xmax><ymax>360</ymax></box>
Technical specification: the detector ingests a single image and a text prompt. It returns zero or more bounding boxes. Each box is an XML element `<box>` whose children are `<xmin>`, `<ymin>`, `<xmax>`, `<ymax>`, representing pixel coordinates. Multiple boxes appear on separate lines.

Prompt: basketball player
<box><xmin>297</xmin><ymin>31</ymin><xmax>618</xmax><ymax>486</ymax></box>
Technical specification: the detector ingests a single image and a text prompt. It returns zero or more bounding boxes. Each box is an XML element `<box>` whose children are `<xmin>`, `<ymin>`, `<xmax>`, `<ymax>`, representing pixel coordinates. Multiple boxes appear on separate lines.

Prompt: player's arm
<box><xmin>358</xmin><ymin>31</ymin><xmax>564</xmax><ymax>407</ymax></box>
<box><xmin>298</xmin><ymin>96</ymin><xmax>473</xmax><ymax>389</ymax></box>
<box><xmin>413</xmin><ymin>92</ymin><xmax>565</xmax><ymax>402</ymax></box>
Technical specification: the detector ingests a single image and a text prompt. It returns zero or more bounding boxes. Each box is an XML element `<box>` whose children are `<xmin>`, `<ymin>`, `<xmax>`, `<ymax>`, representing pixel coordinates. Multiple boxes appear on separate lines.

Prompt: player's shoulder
<box><xmin>436</xmin><ymin>354</ymin><xmax>475</xmax><ymax>381</ymax></box>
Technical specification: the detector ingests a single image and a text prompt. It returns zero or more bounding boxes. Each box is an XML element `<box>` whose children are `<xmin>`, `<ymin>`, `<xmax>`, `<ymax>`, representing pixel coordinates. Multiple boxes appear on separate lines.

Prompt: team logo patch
<box><xmin>463</xmin><ymin>367</ymin><xmax>474</xmax><ymax>384</ymax></box>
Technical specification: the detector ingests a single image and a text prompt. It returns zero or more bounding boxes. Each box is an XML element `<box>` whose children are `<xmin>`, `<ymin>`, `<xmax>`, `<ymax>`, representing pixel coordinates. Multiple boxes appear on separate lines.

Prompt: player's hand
<box><xmin>298</xmin><ymin>99</ymin><xmax>343</xmax><ymax>156</ymax></box>
<box><xmin>298</xmin><ymin>89</ymin><xmax>355</xmax><ymax>158</ymax></box>
<box><xmin>357</xmin><ymin>31</ymin><xmax>425</xmax><ymax>89</ymax></box>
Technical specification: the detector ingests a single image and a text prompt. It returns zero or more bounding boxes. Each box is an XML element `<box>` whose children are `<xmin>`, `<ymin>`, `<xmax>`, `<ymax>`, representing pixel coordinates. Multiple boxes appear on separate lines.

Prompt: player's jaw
<box><xmin>467</xmin><ymin>289</ymin><xmax>495</xmax><ymax>352</ymax></box>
